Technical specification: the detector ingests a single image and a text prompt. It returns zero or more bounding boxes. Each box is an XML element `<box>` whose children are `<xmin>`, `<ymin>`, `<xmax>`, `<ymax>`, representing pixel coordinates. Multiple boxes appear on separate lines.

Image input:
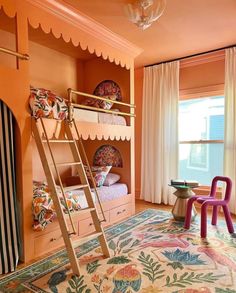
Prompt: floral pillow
<box><xmin>29</xmin><ymin>86</ymin><xmax>68</xmax><ymax>120</ymax></box>
<box><xmin>84</xmin><ymin>166</ymin><xmax>112</xmax><ymax>187</ymax></box>
<box><xmin>82</xmin><ymin>95</ymin><xmax>117</xmax><ymax>110</ymax></box>
<box><xmin>32</xmin><ymin>180</ymin><xmax>81</xmax><ymax>231</ymax></box>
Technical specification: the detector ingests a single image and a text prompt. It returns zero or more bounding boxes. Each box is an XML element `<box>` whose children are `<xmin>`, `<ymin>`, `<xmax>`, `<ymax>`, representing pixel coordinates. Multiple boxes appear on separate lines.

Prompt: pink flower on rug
<box><xmin>106</xmin><ymin>266</ymin><xmax>115</xmax><ymax>276</ymax></box>
<box><xmin>91</xmin><ymin>274</ymin><xmax>100</xmax><ymax>283</ymax></box>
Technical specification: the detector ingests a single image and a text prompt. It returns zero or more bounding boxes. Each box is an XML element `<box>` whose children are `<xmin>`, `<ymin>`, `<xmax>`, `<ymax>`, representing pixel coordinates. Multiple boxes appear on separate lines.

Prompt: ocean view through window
<box><xmin>179</xmin><ymin>96</ymin><xmax>224</xmax><ymax>185</ymax></box>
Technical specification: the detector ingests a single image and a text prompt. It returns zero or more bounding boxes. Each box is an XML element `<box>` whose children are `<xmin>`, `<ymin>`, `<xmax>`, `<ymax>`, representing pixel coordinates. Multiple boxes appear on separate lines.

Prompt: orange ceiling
<box><xmin>62</xmin><ymin>0</ymin><xmax>236</xmax><ymax>68</ymax></box>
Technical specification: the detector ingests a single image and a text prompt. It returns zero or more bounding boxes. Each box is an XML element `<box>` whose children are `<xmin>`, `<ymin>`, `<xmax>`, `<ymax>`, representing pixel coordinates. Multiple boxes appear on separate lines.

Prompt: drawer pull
<box><xmin>117</xmin><ymin>209</ymin><xmax>126</xmax><ymax>215</ymax></box>
<box><xmin>50</xmin><ymin>237</ymin><xmax>57</xmax><ymax>242</ymax></box>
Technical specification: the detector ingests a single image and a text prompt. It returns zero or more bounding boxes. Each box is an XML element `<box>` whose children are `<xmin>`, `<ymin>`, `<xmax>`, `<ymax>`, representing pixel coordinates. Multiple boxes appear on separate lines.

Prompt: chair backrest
<box><xmin>210</xmin><ymin>176</ymin><xmax>232</xmax><ymax>202</ymax></box>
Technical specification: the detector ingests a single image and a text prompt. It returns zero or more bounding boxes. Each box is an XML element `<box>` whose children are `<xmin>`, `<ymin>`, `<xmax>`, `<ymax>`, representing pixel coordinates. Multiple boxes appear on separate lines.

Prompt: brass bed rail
<box><xmin>67</xmin><ymin>88</ymin><xmax>135</xmax><ymax>121</ymax></box>
<box><xmin>0</xmin><ymin>46</ymin><xmax>29</xmax><ymax>60</ymax></box>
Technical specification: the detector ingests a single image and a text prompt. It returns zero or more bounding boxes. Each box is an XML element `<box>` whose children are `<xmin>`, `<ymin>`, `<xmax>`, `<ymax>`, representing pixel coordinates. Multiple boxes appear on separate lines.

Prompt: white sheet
<box><xmin>73</xmin><ymin>108</ymin><xmax>126</xmax><ymax>126</ymax></box>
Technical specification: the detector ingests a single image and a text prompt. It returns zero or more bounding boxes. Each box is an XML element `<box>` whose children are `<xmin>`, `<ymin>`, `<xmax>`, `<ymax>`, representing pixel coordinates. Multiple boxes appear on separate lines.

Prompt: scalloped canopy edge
<box><xmin>24</xmin><ymin>0</ymin><xmax>143</xmax><ymax>69</ymax></box>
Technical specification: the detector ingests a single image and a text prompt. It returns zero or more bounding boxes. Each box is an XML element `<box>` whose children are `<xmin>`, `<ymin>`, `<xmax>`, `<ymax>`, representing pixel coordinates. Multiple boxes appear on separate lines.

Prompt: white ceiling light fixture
<box><xmin>125</xmin><ymin>0</ymin><xmax>166</xmax><ymax>30</ymax></box>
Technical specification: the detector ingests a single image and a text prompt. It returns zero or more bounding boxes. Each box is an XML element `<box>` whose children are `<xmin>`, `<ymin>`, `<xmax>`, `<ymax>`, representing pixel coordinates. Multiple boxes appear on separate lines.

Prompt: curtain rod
<box><xmin>144</xmin><ymin>43</ymin><xmax>236</xmax><ymax>68</ymax></box>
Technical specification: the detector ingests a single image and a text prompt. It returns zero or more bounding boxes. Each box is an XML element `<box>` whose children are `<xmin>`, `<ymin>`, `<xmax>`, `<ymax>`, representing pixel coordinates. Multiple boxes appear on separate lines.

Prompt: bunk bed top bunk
<box><xmin>29</xmin><ymin>86</ymin><xmax>135</xmax><ymax>141</ymax></box>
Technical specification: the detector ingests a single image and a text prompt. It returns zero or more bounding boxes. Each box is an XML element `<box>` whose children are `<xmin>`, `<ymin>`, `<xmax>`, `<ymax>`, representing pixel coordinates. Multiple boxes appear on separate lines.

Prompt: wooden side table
<box><xmin>170</xmin><ymin>185</ymin><xmax>197</xmax><ymax>221</ymax></box>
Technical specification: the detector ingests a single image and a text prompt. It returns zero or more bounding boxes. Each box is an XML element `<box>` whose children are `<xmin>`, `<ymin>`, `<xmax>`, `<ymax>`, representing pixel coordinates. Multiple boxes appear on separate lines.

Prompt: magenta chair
<box><xmin>184</xmin><ymin>176</ymin><xmax>234</xmax><ymax>238</ymax></box>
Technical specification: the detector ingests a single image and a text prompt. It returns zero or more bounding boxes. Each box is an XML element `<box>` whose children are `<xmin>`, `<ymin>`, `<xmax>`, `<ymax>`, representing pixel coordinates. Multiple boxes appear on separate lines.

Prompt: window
<box><xmin>179</xmin><ymin>96</ymin><xmax>224</xmax><ymax>185</ymax></box>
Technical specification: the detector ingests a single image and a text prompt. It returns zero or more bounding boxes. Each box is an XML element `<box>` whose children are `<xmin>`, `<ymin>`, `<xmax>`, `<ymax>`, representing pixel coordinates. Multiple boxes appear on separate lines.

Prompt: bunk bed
<box><xmin>29</xmin><ymin>86</ymin><xmax>135</xmax><ymax>257</ymax></box>
<box><xmin>0</xmin><ymin>0</ymin><xmax>141</xmax><ymax>265</ymax></box>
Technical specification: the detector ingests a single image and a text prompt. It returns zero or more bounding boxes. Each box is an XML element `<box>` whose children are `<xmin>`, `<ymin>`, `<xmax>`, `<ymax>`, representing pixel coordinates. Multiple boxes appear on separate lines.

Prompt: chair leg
<box><xmin>212</xmin><ymin>206</ymin><xmax>218</xmax><ymax>225</ymax></box>
<box><xmin>184</xmin><ymin>198</ymin><xmax>195</xmax><ymax>229</ymax></box>
<box><xmin>222</xmin><ymin>205</ymin><xmax>234</xmax><ymax>234</ymax></box>
<box><xmin>201</xmin><ymin>203</ymin><xmax>208</xmax><ymax>238</ymax></box>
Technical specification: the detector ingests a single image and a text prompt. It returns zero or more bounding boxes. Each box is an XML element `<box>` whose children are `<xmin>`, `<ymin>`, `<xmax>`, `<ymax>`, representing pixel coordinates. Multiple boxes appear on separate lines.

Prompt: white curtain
<box><xmin>224</xmin><ymin>47</ymin><xmax>236</xmax><ymax>214</ymax></box>
<box><xmin>140</xmin><ymin>61</ymin><xmax>179</xmax><ymax>205</ymax></box>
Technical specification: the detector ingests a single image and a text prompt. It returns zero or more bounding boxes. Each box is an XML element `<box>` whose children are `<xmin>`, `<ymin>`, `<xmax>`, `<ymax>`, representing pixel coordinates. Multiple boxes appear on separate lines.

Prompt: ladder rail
<box><xmin>32</xmin><ymin>118</ymin><xmax>81</xmax><ymax>275</ymax></box>
<box><xmin>39</xmin><ymin>118</ymin><xmax>76</xmax><ymax>235</ymax></box>
<box><xmin>72</xmin><ymin>119</ymin><xmax>107</xmax><ymax>223</ymax></box>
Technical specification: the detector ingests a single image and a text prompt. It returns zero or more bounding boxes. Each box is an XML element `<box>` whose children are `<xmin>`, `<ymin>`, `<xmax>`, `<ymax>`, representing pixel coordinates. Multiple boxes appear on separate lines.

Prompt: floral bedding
<box><xmin>29</xmin><ymin>87</ymin><xmax>68</xmax><ymax>120</ymax></box>
<box><xmin>32</xmin><ymin>181</ymin><xmax>82</xmax><ymax>231</ymax></box>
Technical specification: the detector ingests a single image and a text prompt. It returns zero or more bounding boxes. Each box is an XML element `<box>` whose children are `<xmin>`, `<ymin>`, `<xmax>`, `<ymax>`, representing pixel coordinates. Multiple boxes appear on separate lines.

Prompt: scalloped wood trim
<box><xmin>24</xmin><ymin>0</ymin><xmax>142</xmax><ymax>69</ymax></box>
<box><xmin>0</xmin><ymin>0</ymin><xmax>17</xmax><ymax>18</ymax></box>
<box><xmin>37</xmin><ymin>118</ymin><xmax>131</xmax><ymax>141</ymax></box>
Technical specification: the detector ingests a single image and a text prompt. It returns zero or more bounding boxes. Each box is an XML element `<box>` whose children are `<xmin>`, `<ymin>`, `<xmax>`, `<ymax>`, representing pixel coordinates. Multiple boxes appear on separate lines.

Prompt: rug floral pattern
<box><xmin>1</xmin><ymin>209</ymin><xmax>236</xmax><ymax>293</ymax></box>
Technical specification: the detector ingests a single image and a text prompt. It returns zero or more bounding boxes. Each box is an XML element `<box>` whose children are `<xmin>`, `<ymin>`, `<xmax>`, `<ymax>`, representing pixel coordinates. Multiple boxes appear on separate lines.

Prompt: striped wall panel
<box><xmin>0</xmin><ymin>100</ymin><xmax>19</xmax><ymax>274</ymax></box>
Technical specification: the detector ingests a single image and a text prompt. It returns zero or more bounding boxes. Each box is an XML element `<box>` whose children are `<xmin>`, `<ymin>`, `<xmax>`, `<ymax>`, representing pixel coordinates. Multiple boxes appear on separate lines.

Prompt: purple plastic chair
<box><xmin>184</xmin><ymin>176</ymin><xmax>234</xmax><ymax>238</ymax></box>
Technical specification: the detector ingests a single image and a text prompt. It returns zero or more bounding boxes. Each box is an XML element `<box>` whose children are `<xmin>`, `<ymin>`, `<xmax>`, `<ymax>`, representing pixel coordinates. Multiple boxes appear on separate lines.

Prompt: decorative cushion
<box><xmin>103</xmin><ymin>173</ymin><xmax>120</xmax><ymax>186</ymax></box>
<box><xmin>85</xmin><ymin>166</ymin><xmax>112</xmax><ymax>187</ymax></box>
<box><xmin>29</xmin><ymin>86</ymin><xmax>68</xmax><ymax>120</ymax></box>
<box><xmin>82</xmin><ymin>94</ymin><xmax>117</xmax><ymax>110</ymax></box>
<box><xmin>32</xmin><ymin>180</ymin><xmax>81</xmax><ymax>231</ymax></box>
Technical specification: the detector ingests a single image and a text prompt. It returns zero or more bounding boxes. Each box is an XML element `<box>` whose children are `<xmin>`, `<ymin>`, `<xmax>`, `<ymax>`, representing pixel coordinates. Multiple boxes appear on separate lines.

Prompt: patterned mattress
<box><xmin>32</xmin><ymin>181</ymin><xmax>128</xmax><ymax>231</ymax></box>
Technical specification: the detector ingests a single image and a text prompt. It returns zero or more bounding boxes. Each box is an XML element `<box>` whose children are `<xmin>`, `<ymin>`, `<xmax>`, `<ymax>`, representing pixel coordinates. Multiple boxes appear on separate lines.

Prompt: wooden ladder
<box><xmin>32</xmin><ymin>117</ymin><xmax>110</xmax><ymax>276</ymax></box>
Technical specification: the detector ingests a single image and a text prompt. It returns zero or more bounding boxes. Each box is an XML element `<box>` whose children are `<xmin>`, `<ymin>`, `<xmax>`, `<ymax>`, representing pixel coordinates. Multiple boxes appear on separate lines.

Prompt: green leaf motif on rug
<box><xmin>215</xmin><ymin>288</ymin><xmax>236</xmax><ymax>293</ymax></box>
<box><xmin>138</xmin><ymin>251</ymin><xmax>165</xmax><ymax>283</ymax></box>
<box><xmin>107</xmin><ymin>255</ymin><xmax>131</xmax><ymax>264</ymax></box>
<box><xmin>167</xmin><ymin>262</ymin><xmax>184</xmax><ymax>270</ymax></box>
<box><xmin>66</xmin><ymin>275</ymin><xmax>91</xmax><ymax>293</ymax></box>
<box><xmin>165</xmin><ymin>272</ymin><xmax>225</xmax><ymax>288</ymax></box>
<box><xmin>118</xmin><ymin>232</ymin><xmax>132</xmax><ymax>241</ymax></box>
<box><xmin>108</xmin><ymin>240</ymin><xmax>116</xmax><ymax>252</ymax></box>
<box><xmin>119</xmin><ymin>238</ymin><xmax>133</xmax><ymax>249</ymax></box>
<box><xmin>86</xmin><ymin>260</ymin><xmax>101</xmax><ymax>274</ymax></box>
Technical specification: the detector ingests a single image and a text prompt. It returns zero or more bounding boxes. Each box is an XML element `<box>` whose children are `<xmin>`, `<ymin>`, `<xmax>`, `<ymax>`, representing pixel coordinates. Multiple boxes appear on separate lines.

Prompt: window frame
<box><xmin>178</xmin><ymin>85</ymin><xmax>225</xmax><ymax>188</ymax></box>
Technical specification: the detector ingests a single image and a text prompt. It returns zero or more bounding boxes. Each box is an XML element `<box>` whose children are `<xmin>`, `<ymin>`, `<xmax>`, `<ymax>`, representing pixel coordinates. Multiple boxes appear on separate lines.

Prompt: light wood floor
<box><xmin>135</xmin><ymin>198</ymin><xmax>236</xmax><ymax>220</ymax></box>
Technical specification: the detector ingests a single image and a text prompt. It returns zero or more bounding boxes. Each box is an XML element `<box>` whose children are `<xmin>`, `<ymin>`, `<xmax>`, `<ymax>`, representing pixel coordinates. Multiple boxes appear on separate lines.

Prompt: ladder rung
<box><xmin>42</xmin><ymin>139</ymin><xmax>75</xmax><ymax>143</ymax></box>
<box><xmin>66</xmin><ymin>207</ymin><xmax>96</xmax><ymax>218</ymax></box>
<box><xmin>63</xmin><ymin>184</ymin><xmax>88</xmax><ymax>192</ymax></box>
<box><xmin>55</xmin><ymin>162</ymin><xmax>81</xmax><ymax>167</ymax></box>
<box><xmin>72</xmin><ymin>232</ymin><xmax>103</xmax><ymax>248</ymax></box>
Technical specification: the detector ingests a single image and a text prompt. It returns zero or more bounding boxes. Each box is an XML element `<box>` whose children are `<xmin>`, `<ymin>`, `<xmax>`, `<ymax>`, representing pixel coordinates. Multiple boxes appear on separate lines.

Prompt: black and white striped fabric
<box><xmin>0</xmin><ymin>100</ymin><xmax>19</xmax><ymax>274</ymax></box>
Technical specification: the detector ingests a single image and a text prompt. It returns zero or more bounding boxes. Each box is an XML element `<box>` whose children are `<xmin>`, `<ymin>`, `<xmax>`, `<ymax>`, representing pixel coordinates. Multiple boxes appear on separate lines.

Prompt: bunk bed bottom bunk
<box><xmin>32</xmin><ymin>182</ymin><xmax>133</xmax><ymax>258</ymax></box>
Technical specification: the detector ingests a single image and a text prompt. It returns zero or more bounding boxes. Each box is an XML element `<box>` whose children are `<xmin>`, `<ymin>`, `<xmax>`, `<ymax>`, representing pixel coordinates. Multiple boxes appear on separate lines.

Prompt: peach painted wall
<box><xmin>82</xmin><ymin>58</ymin><xmax>130</xmax><ymax>122</ymax></box>
<box><xmin>83</xmin><ymin>58</ymin><xmax>130</xmax><ymax>102</ymax></box>
<box><xmin>29</xmin><ymin>41</ymin><xmax>80</xmax><ymax>181</ymax></box>
<box><xmin>0</xmin><ymin>29</ymin><xmax>16</xmax><ymax>69</ymax></box>
<box><xmin>134</xmin><ymin>67</ymin><xmax>143</xmax><ymax>198</ymax></box>
<box><xmin>29</xmin><ymin>41</ymin><xmax>78</xmax><ymax>98</ymax></box>
<box><xmin>135</xmin><ymin>59</ymin><xmax>225</xmax><ymax>198</ymax></box>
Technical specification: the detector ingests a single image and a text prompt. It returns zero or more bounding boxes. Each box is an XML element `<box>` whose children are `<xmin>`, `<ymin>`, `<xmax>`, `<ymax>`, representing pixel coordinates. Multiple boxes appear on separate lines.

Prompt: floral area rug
<box><xmin>1</xmin><ymin>209</ymin><xmax>236</xmax><ymax>293</ymax></box>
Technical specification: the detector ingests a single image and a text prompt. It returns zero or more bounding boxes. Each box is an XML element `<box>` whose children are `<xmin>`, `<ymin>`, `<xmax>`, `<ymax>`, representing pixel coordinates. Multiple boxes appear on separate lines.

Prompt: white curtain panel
<box><xmin>224</xmin><ymin>47</ymin><xmax>236</xmax><ymax>214</ymax></box>
<box><xmin>141</xmin><ymin>61</ymin><xmax>179</xmax><ymax>204</ymax></box>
